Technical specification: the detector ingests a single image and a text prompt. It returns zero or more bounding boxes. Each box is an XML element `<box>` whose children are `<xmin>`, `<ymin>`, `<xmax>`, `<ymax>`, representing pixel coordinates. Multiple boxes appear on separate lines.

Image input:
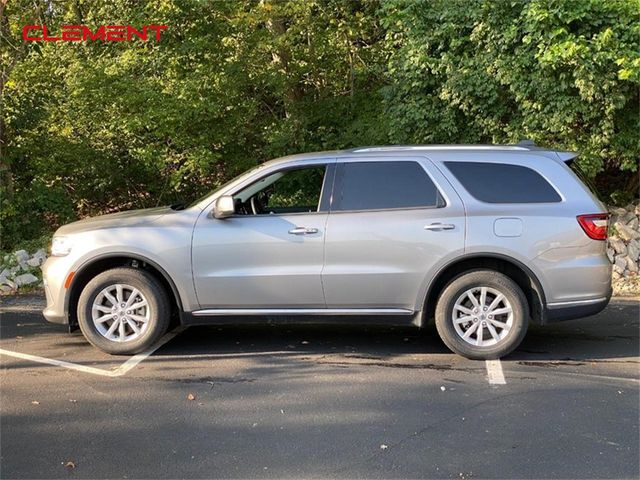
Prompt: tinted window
<box><xmin>333</xmin><ymin>161</ymin><xmax>443</xmax><ymax>211</ymax></box>
<box><xmin>444</xmin><ymin>162</ymin><xmax>561</xmax><ymax>203</ymax></box>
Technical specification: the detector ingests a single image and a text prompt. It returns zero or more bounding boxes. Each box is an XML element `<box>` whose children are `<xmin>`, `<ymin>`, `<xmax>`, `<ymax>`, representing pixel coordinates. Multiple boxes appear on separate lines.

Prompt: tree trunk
<box><xmin>0</xmin><ymin>1</ymin><xmax>14</xmax><ymax>197</ymax></box>
<box><xmin>264</xmin><ymin>5</ymin><xmax>302</xmax><ymax>119</ymax></box>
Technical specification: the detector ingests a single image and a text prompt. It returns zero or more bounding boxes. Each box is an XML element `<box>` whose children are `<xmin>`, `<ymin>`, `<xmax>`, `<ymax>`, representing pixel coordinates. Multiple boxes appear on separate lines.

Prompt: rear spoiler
<box><xmin>516</xmin><ymin>140</ymin><xmax>578</xmax><ymax>163</ymax></box>
<box><xmin>556</xmin><ymin>151</ymin><xmax>578</xmax><ymax>163</ymax></box>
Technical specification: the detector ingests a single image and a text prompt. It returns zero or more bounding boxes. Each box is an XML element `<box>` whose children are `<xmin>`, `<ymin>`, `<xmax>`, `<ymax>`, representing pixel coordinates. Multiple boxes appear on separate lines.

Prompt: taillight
<box><xmin>577</xmin><ymin>213</ymin><xmax>609</xmax><ymax>241</ymax></box>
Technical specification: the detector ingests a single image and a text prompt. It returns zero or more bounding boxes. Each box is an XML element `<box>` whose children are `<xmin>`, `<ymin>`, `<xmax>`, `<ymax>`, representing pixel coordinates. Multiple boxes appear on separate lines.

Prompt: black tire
<box><xmin>77</xmin><ymin>267</ymin><xmax>171</xmax><ymax>355</ymax></box>
<box><xmin>434</xmin><ymin>270</ymin><xmax>528</xmax><ymax>360</ymax></box>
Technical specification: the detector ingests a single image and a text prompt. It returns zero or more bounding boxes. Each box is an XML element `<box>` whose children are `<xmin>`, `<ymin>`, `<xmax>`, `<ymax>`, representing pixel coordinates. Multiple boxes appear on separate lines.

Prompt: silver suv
<box><xmin>42</xmin><ymin>144</ymin><xmax>612</xmax><ymax>359</ymax></box>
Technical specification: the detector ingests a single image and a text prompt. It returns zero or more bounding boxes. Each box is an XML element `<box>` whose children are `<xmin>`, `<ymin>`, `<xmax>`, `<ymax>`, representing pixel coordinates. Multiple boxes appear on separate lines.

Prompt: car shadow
<box><xmin>2</xmin><ymin>297</ymin><xmax>637</xmax><ymax>365</ymax></box>
<box><xmin>156</xmin><ymin>299</ymin><xmax>639</xmax><ymax>363</ymax></box>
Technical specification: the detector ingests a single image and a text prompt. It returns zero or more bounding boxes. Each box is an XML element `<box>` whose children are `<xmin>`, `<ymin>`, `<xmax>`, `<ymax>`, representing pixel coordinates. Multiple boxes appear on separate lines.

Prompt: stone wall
<box><xmin>608</xmin><ymin>203</ymin><xmax>640</xmax><ymax>296</ymax></box>
<box><xmin>0</xmin><ymin>249</ymin><xmax>46</xmax><ymax>293</ymax></box>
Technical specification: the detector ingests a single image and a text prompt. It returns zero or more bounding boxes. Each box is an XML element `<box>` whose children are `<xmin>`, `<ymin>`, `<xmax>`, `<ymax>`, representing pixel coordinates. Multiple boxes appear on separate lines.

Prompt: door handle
<box><xmin>424</xmin><ymin>223</ymin><xmax>455</xmax><ymax>231</ymax></box>
<box><xmin>288</xmin><ymin>227</ymin><xmax>319</xmax><ymax>235</ymax></box>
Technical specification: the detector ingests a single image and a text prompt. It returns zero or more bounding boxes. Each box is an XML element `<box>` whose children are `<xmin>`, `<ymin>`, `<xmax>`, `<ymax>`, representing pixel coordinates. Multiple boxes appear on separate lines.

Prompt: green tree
<box><xmin>1</xmin><ymin>0</ymin><xmax>638</xmax><ymax>250</ymax></box>
<box><xmin>1</xmin><ymin>0</ymin><xmax>386</xmax><ymax>249</ymax></box>
<box><xmin>382</xmin><ymin>0</ymin><xmax>639</xmax><ymax>200</ymax></box>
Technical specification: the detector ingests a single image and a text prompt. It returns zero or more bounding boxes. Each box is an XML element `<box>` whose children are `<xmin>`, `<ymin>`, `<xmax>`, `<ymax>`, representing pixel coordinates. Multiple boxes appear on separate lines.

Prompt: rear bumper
<box><xmin>544</xmin><ymin>291</ymin><xmax>612</xmax><ymax>323</ymax></box>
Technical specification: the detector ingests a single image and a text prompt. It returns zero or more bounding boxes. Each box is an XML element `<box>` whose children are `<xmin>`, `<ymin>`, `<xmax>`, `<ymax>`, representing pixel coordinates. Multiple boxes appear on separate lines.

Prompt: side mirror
<box><xmin>212</xmin><ymin>195</ymin><xmax>235</xmax><ymax>219</ymax></box>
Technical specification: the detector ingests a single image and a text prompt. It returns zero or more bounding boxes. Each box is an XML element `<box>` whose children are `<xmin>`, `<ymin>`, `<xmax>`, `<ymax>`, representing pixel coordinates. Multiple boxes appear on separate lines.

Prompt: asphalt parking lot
<box><xmin>1</xmin><ymin>295</ymin><xmax>638</xmax><ymax>479</ymax></box>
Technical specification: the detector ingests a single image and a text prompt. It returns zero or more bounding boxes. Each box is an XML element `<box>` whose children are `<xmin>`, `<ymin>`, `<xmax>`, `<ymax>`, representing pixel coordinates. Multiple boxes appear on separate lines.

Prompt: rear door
<box><xmin>322</xmin><ymin>157</ymin><xmax>465</xmax><ymax>311</ymax></box>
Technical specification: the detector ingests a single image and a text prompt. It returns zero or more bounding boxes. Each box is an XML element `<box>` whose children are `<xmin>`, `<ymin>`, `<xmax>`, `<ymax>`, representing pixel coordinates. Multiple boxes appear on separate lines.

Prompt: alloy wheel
<box><xmin>91</xmin><ymin>283</ymin><xmax>150</xmax><ymax>342</ymax></box>
<box><xmin>451</xmin><ymin>286</ymin><xmax>513</xmax><ymax>347</ymax></box>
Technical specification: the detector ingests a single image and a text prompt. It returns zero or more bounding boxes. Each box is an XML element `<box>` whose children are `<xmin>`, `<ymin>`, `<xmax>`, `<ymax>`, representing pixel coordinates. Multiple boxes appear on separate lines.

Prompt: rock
<box><xmin>0</xmin><ymin>268</ymin><xmax>9</xmax><ymax>278</ymax></box>
<box><xmin>628</xmin><ymin>241</ymin><xmax>640</xmax><ymax>262</ymax></box>
<box><xmin>33</xmin><ymin>249</ymin><xmax>47</xmax><ymax>263</ymax></box>
<box><xmin>626</xmin><ymin>256</ymin><xmax>638</xmax><ymax>273</ymax></box>
<box><xmin>615</xmin><ymin>221</ymin><xmax>640</xmax><ymax>241</ymax></box>
<box><xmin>627</xmin><ymin>216</ymin><xmax>639</xmax><ymax>230</ymax></box>
<box><xmin>609</xmin><ymin>237</ymin><xmax>627</xmax><ymax>255</ymax></box>
<box><xmin>9</xmin><ymin>266</ymin><xmax>20</xmax><ymax>276</ymax></box>
<box><xmin>27</xmin><ymin>257</ymin><xmax>41</xmax><ymax>267</ymax></box>
<box><xmin>611</xmin><ymin>207</ymin><xmax>627</xmax><ymax>216</ymax></box>
<box><xmin>3</xmin><ymin>279</ymin><xmax>17</xmax><ymax>289</ymax></box>
<box><xmin>14</xmin><ymin>273</ymin><xmax>39</xmax><ymax>286</ymax></box>
<box><xmin>13</xmin><ymin>250</ymin><xmax>29</xmax><ymax>263</ymax></box>
<box><xmin>0</xmin><ymin>274</ymin><xmax>6</xmax><ymax>285</ymax></box>
<box><xmin>606</xmin><ymin>248</ymin><xmax>615</xmax><ymax>263</ymax></box>
<box><xmin>0</xmin><ymin>285</ymin><xmax>14</xmax><ymax>294</ymax></box>
<box><xmin>614</xmin><ymin>255</ymin><xmax>627</xmax><ymax>272</ymax></box>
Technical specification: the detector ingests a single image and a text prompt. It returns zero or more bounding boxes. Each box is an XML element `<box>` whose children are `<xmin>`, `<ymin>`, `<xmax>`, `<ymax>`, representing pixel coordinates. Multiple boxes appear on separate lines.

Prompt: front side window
<box><xmin>233</xmin><ymin>165</ymin><xmax>327</xmax><ymax>215</ymax></box>
<box><xmin>332</xmin><ymin>161</ymin><xmax>444</xmax><ymax>211</ymax></box>
<box><xmin>444</xmin><ymin>161</ymin><xmax>562</xmax><ymax>203</ymax></box>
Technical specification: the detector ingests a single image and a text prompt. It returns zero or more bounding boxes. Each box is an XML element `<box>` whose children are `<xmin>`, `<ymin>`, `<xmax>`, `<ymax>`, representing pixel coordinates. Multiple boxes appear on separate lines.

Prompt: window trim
<box><xmin>443</xmin><ymin>160</ymin><xmax>563</xmax><ymax>205</ymax></box>
<box><xmin>227</xmin><ymin>162</ymin><xmax>335</xmax><ymax>218</ymax></box>
<box><xmin>327</xmin><ymin>204</ymin><xmax>447</xmax><ymax>215</ymax></box>
<box><xmin>330</xmin><ymin>159</ymin><xmax>447</xmax><ymax>213</ymax></box>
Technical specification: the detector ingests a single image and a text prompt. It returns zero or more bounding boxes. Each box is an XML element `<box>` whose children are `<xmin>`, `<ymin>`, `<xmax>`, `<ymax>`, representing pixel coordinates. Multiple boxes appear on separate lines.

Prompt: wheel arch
<box><xmin>422</xmin><ymin>253</ymin><xmax>547</xmax><ymax>326</ymax></box>
<box><xmin>65</xmin><ymin>253</ymin><xmax>184</xmax><ymax>327</ymax></box>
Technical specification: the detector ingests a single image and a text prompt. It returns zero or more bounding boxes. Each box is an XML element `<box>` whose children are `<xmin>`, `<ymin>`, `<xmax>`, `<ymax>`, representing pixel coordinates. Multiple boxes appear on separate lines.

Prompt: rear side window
<box><xmin>333</xmin><ymin>161</ymin><xmax>444</xmax><ymax>211</ymax></box>
<box><xmin>444</xmin><ymin>162</ymin><xmax>561</xmax><ymax>203</ymax></box>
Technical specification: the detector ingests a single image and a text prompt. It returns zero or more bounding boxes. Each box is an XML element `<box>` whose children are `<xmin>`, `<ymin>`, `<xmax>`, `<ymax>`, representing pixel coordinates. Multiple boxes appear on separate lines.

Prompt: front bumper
<box><xmin>43</xmin><ymin>303</ymin><xmax>68</xmax><ymax>325</ymax></box>
<box><xmin>42</xmin><ymin>256</ymin><xmax>73</xmax><ymax>325</ymax></box>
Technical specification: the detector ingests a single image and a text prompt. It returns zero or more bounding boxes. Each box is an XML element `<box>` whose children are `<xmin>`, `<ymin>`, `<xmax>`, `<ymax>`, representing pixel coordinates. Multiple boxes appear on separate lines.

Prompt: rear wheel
<box><xmin>77</xmin><ymin>267</ymin><xmax>170</xmax><ymax>355</ymax></box>
<box><xmin>435</xmin><ymin>270</ymin><xmax>528</xmax><ymax>359</ymax></box>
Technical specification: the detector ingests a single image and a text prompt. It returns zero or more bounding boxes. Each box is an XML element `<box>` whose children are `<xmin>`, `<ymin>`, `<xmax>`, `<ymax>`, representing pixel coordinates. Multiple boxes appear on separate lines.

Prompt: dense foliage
<box><xmin>1</xmin><ymin>0</ymin><xmax>638</xmax><ymax>249</ymax></box>
<box><xmin>383</xmin><ymin>0</ymin><xmax>639</xmax><ymax>201</ymax></box>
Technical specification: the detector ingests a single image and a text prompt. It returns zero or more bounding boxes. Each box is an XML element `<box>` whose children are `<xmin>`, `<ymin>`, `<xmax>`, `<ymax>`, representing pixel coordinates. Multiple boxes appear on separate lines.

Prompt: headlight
<box><xmin>51</xmin><ymin>236</ymin><xmax>73</xmax><ymax>257</ymax></box>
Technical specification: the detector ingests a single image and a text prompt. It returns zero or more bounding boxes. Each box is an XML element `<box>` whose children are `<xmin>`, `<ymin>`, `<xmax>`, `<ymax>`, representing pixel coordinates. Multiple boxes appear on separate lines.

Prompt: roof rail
<box><xmin>517</xmin><ymin>139</ymin><xmax>536</xmax><ymax>147</ymax></box>
<box><xmin>349</xmin><ymin>145</ymin><xmax>530</xmax><ymax>153</ymax></box>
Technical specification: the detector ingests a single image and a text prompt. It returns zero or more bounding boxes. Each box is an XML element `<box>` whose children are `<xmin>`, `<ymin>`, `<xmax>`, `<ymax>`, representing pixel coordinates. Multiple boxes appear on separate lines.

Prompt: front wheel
<box><xmin>434</xmin><ymin>270</ymin><xmax>528</xmax><ymax>360</ymax></box>
<box><xmin>77</xmin><ymin>267</ymin><xmax>171</xmax><ymax>355</ymax></box>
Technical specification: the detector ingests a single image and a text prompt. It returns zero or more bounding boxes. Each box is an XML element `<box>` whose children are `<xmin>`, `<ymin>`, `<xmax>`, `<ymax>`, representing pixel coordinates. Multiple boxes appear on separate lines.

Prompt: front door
<box><xmin>192</xmin><ymin>162</ymin><xmax>333</xmax><ymax>309</ymax></box>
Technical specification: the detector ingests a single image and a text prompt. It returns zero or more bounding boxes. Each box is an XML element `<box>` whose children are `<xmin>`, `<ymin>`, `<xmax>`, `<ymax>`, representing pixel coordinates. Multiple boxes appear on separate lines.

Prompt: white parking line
<box><xmin>0</xmin><ymin>348</ymin><xmax>118</xmax><ymax>377</ymax></box>
<box><xmin>485</xmin><ymin>359</ymin><xmax>506</xmax><ymax>385</ymax></box>
<box><xmin>0</xmin><ymin>327</ymin><xmax>185</xmax><ymax>377</ymax></box>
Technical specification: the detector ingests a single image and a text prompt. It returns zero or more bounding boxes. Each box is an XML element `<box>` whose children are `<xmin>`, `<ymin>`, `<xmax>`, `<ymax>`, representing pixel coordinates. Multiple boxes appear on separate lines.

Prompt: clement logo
<box><xmin>23</xmin><ymin>25</ymin><xmax>168</xmax><ymax>42</ymax></box>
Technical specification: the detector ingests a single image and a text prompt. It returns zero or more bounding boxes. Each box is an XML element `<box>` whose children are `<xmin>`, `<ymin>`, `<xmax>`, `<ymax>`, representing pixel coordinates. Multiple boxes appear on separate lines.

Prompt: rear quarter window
<box><xmin>444</xmin><ymin>162</ymin><xmax>562</xmax><ymax>203</ymax></box>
